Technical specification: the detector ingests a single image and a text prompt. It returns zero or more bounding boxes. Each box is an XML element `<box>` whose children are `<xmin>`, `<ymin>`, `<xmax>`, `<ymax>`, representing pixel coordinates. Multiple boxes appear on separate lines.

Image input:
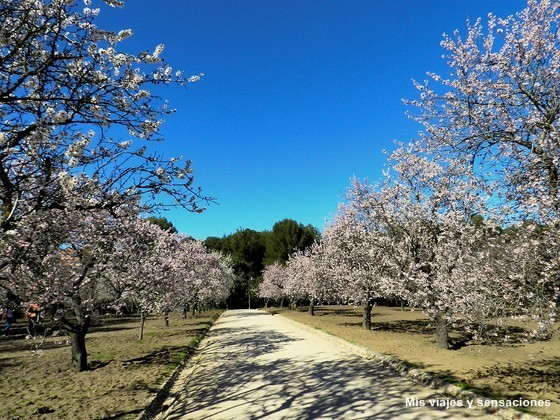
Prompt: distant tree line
<box><xmin>204</xmin><ymin>219</ymin><xmax>319</xmax><ymax>308</ymax></box>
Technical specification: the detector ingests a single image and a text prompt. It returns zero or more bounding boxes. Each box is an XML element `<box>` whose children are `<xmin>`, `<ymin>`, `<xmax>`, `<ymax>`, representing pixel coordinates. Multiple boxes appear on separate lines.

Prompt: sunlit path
<box><xmin>160</xmin><ymin>310</ymin><xmax>490</xmax><ymax>419</ymax></box>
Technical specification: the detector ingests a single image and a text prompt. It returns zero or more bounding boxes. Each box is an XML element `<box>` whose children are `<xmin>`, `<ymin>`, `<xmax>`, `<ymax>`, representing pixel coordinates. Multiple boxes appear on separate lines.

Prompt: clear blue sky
<box><xmin>100</xmin><ymin>0</ymin><xmax>526</xmax><ymax>239</ymax></box>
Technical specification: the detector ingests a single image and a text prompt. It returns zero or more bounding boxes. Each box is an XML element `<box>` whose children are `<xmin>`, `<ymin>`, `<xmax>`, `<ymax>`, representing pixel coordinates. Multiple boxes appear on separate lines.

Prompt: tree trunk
<box><xmin>362</xmin><ymin>300</ymin><xmax>373</xmax><ymax>330</ymax></box>
<box><xmin>309</xmin><ymin>299</ymin><xmax>315</xmax><ymax>316</ymax></box>
<box><xmin>163</xmin><ymin>310</ymin><xmax>169</xmax><ymax>328</ymax></box>
<box><xmin>68</xmin><ymin>329</ymin><xmax>88</xmax><ymax>372</ymax></box>
<box><xmin>139</xmin><ymin>311</ymin><xmax>146</xmax><ymax>341</ymax></box>
<box><xmin>61</xmin><ymin>315</ymin><xmax>91</xmax><ymax>372</ymax></box>
<box><xmin>190</xmin><ymin>302</ymin><xmax>196</xmax><ymax>317</ymax></box>
<box><xmin>182</xmin><ymin>304</ymin><xmax>188</xmax><ymax>319</ymax></box>
<box><xmin>279</xmin><ymin>298</ymin><xmax>284</xmax><ymax>308</ymax></box>
<box><xmin>435</xmin><ymin>313</ymin><xmax>449</xmax><ymax>349</ymax></box>
<box><xmin>362</xmin><ymin>290</ymin><xmax>375</xmax><ymax>330</ymax></box>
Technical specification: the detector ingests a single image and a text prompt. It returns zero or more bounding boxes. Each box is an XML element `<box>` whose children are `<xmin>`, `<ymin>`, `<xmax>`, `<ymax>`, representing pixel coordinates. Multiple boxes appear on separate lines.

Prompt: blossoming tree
<box><xmin>259</xmin><ymin>262</ymin><xmax>289</xmax><ymax>307</ymax></box>
<box><xmin>321</xmin><ymin>186</ymin><xmax>389</xmax><ymax>329</ymax></box>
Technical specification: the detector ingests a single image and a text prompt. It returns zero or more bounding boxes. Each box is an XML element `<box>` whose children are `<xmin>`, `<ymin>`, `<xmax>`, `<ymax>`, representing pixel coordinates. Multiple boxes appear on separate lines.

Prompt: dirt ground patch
<box><xmin>0</xmin><ymin>310</ymin><xmax>221</xmax><ymax>419</ymax></box>
<box><xmin>265</xmin><ymin>305</ymin><xmax>560</xmax><ymax>419</ymax></box>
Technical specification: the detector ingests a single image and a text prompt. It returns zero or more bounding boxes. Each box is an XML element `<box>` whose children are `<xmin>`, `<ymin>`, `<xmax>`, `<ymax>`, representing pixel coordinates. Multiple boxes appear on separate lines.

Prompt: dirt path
<box><xmin>159</xmin><ymin>309</ymin><xmax>492</xmax><ymax>419</ymax></box>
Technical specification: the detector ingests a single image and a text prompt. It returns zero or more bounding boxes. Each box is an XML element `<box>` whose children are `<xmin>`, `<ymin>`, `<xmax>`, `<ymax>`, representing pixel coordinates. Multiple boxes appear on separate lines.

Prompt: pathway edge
<box><xmin>141</xmin><ymin>311</ymin><xmax>226</xmax><ymax>420</ymax></box>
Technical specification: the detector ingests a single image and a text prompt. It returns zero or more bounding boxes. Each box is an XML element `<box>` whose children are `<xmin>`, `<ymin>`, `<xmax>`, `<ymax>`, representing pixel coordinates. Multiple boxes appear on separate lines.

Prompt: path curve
<box><xmin>159</xmin><ymin>309</ymin><xmax>492</xmax><ymax>419</ymax></box>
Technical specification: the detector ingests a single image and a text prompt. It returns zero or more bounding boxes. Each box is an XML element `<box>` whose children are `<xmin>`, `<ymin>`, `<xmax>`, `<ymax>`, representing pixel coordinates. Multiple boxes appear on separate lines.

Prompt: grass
<box><xmin>0</xmin><ymin>310</ymin><xmax>222</xmax><ymax>419</ymax></box>
<box><xmin>265</xmin><ymin>305</ymin><xmax>560</xmax><ymax>419</ymax></box>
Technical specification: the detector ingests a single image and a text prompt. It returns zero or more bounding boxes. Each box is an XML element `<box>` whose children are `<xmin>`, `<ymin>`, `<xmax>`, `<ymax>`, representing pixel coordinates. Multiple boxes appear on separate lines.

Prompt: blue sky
<box><xmin>100</xmin><ymin>0</ymin><xmax>526</xmax><ymax>239</ymax></box>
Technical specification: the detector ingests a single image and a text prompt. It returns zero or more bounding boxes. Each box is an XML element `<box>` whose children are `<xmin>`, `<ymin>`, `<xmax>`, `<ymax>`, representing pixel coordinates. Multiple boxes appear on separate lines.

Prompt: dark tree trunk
<box><xmin>309</xmin><ymin>299</ymin><xmax>315</xmax><ymax>316</ymax></box>
<box><xmin>362</xmin><ymin>291</ymin><xmax>375</xmax><ymax>330</ymax></box>
<box><xmin>362</xmin><ymin>301</ymin><xmax>373</xmax><ymax>330</ymax></box>
<box><xmin>182</xmin><ymin>304</ymin><xmax>188</xmax><ymax>319</ymax></box>
<box><xmin>190</xmin><ymin>302</ymin><xmax>196</xmax><ymax>317</ymax></box>
<box><xmin>58</xmin><ymin>269</ymin><xmax>94</xmax><ymax>372</ymax></box>
<box><xmin>163</xmin><ymin>310</ymin><xmax>169</xmax><ymax>328</ymax></box>
<box><xmin>139</xmin><ymin>311</ymin><xmax>146</xmax><ymax>341</ymax></box>
<box><xmin>68</xmin><ymin>329</ymin><xmax>87</xmax><ymax>372</ymax></box>
<box><xmin>61</xmin><ymin>315</ymin><xmax>91</xmax><ymax>372</ymax></box>
<box><xmin>435</xmin><ymin>313</ymin><xmax>449</xmax><ymax>349</ymax></box>
<box><xmin>279</xmin><ymin>298</ymin><xmax>284</xmax><ymax>308</ymax></box>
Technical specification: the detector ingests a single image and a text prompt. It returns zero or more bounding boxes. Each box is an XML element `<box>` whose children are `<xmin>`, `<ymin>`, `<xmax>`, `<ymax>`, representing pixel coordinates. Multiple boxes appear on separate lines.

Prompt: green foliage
<box><xmin>203</xmin><ymin>236</ymin><xmax>225</xmax><ymax>252</ymax></box>
<box><xmin>205</xmin><ymin>229</ymin><xmax>266</xmax><ymax>279</ymax></box>
<box><xmin>146</xmin><ymin>216</ymin><xmax>178</xmax><ymax>234</ymax></box>
<box><xmin>265</xmin><ymin>219</ymin><xmax>319</xmax><ymax>264</ymax></box>
<box><xmin>225</xmin><ymin>229</ymin><xmax>267</xmax><ymax>279</ymax></box>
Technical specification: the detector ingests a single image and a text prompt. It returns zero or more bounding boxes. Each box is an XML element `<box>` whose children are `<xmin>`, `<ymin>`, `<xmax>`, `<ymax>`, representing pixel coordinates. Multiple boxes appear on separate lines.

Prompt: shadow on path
<box><xmin>164</xmin><ymin>310</ymin><xmax>483</xmax><ymax>419</ymax></box>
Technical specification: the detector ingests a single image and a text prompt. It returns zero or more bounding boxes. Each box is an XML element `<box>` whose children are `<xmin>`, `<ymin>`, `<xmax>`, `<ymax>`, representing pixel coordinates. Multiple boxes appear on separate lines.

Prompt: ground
<box><xmin>0</xmin><ymin>311</ymin><xmax>220</xmax><ymax>419</ymax></box>
<box><xmin>1</xmin><ymin>305</ymin><xmax>558</xmax><ymax>419</ymax></box>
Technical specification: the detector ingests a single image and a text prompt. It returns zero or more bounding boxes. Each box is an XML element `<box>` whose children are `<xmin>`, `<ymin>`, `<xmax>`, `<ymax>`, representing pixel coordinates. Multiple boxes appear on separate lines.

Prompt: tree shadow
<box><xmin>123</xmin><ymin>345</ymin><xmax>198</xmax><ymax>368</ymax></box>
<box><xmin>88</xmin><ymin>325</ymin><xmax>138</xmax><ymax>334</ymax></box>
<box><xmin>0</xmin><ymin>356</ymin><xmax>21</xmax><ymax>373</ymax></box>
<box><xmin>466</xmin><ymin>356</ymin><xmax>560</xmax><ymax>396</ymax></box>
<box><xmin>340</xmin><ymin>321</ymin><xmax>363</xmax><ymax>327</ymax></box>
<box><xmin>88</xmin><ymin>316</ymin><xmax>142</xmax><ymax>333</ymax></box>
<box><xmin>102</xmin><ymin>407</ymin><xmax>145</xmax><ymax>419</ymax></box>
<box><xmin>89</xmin><ymin>360</ymin><xmax>112</xmax><ymax>370</ymax></box>
<box><xmin>371</xmin><ymin>319</ymin><xmax>434</xmax><ymax>334</ymax></box>
<box><xmin>461</xmin><ymin>323</ymin><xmax>530</xmax><ymax>345</ymax></box>
<box><xmin>317</xmin><ymin>306</ymin><xmax>363</xmax><ymax>318</ymax></box>
<box><xmin>182</xmin><ymin>320</ymin><xmax>214</xmax><ymax>328</ymax></box>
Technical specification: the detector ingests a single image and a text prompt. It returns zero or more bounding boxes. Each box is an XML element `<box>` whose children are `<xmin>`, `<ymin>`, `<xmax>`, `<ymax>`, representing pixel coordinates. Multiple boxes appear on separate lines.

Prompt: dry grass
<box><xmin>266</xmin><ymin>305</ymin><xmax>560</xmax><ymax>419</ymax></box>
<box><xmin>0</xmin><ymin>310</ymin><xmax>221</xmax><ymax>419</ymax></box>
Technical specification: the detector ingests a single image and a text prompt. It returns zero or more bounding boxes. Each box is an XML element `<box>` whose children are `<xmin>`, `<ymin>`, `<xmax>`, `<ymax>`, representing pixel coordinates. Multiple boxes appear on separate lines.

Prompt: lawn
<box><xmin>265</xmin><ymin>305</ymin><xmax>560</xmax><ymax>419</ymax></box>
<box><xmin>0</xmin><ymin>310</ymin><xmax>221</xmax><ymax>419</ymax></box>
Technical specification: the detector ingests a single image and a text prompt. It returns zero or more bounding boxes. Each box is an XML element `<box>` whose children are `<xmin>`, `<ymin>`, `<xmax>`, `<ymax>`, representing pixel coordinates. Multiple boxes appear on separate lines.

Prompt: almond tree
<box><xmin>113</xmin><ymin>216</ymin><xmax>178</xmax><ymax>339</ymax></box>
<box><xmin>277</xmin><ymin>250</ymin><xmax>314</xmax><ymax>310</ymax></box>
<box><xmin>172</xmin><ymin>239</ymin><xmax>232</xmax><ymax>317</ymax></box>
<box><xmin>114</xmin><ymin>221</ymin><xmax>233</xmax><ymax>337</ymax></box>
<box><xmin>322</xmin><ymin>187</ymin><xmax>389</xmax><ymax>329</ymax></box>
<box><xmin>259</xmin><ymin>262</ymin><xmax>289</xmax><ymax>307</ymax></box>
<box><xmin>187</xmin><ymin>241</ymin><xmax>234</xmax><ymax>312</ymax></box>
<box><xmin>341</xmin><ymin>147</ymin><xmax>493</xmax><ymax>348</ymax></box>
<box><xmin>3</xmin><ymin>207</ymin><xmax>132</xmax><ymax>370</ymax></box>
<box><xmin>406</xmin><ymin>0</ymin><xmax>559</xmax><ymax>338</ymax></box>
<box><xmin>460</xmin><ymin>222</ymin><xmax>559</xmax><ymax>340</ymax></box>
<box><xmin>0</xmin><ymin>0</ymin><xmax>210</xmax><ymax>370</ymax></box>
<box><xmin>287</xmin><ymin>242</ymin><xmax>337</xmax><ymax>315</ymax></box>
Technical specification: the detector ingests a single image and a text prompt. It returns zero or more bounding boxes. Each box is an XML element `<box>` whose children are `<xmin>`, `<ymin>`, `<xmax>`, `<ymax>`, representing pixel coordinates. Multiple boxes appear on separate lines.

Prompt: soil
<box><xmin>0</xmin><ymin>310</ymin><xmax>220</xmax><ymax>419</ymax></box>
<box><xmin>265</xmin><ymin>305</ymin><xmax>560</xmax><ymax>419</ymax></box>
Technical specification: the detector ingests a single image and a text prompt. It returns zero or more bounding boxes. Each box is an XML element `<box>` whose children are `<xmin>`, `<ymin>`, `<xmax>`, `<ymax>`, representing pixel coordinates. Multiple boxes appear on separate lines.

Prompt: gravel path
<box><xmin>159</xmin><ymin>309</ymin><xmax>492</xmax><ymax>419</ymax></box>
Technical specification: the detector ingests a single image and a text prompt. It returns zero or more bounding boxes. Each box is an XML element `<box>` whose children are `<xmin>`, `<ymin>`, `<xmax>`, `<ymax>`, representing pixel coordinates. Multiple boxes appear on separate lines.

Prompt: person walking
<box><xmin>3</xmin><ymin>308</ymin><xmax>14</xmax><ymax>335</ymax></box>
